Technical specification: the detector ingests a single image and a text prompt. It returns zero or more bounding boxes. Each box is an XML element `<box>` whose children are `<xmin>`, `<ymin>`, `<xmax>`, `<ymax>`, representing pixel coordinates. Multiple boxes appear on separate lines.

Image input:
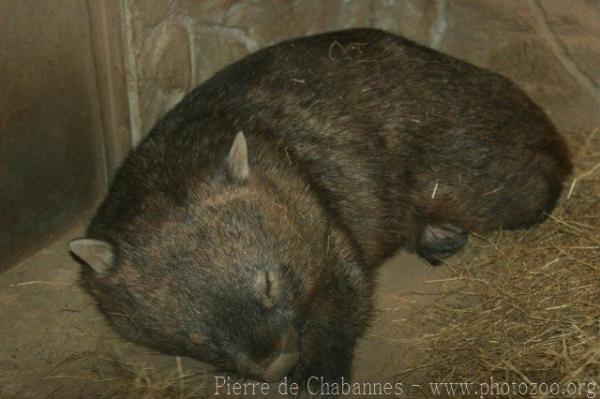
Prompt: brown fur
<box><xmin>72</xmin><ymin>29</ymin><xmax>571</xmax><ymax>391</ymax></box>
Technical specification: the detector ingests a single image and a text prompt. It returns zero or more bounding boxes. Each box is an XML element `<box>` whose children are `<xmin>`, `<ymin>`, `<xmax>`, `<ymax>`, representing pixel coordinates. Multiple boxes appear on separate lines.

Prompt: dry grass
<box><xmin>402</xmin><ymin>128</ymin><xmax>600</xmax><ymax>396</ymax></box>
<box><xmin>29</xmin><ymin>346</ymin><xmax>215</xmax><ymax>398</ymax></box>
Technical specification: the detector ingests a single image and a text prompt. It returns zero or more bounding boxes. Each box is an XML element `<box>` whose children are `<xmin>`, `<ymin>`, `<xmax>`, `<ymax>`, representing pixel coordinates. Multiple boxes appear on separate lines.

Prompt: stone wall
<box><xmin>120</xmin><ymin>0</ymin><xmax>600</xmax><ymax>145</ymax></box>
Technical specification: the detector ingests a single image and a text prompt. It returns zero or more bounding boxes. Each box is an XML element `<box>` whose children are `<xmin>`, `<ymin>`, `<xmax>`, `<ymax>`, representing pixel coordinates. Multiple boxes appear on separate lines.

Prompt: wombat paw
<box><xmin>416</xmin><ymin>224</ymin><xmax>469</xmax><ymax>265</ymax></box>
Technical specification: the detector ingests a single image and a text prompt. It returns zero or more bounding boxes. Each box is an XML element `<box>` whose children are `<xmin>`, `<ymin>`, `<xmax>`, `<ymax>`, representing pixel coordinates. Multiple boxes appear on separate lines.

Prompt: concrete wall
<box><xmin>0</xmin><ymin>0</ymin><xmax>107</xmax><ymax>268</ymax></box>
<box><xmin>377</xmin><ymin>0</ymin><xmax>600</xmax><ymax>136</ymax></box>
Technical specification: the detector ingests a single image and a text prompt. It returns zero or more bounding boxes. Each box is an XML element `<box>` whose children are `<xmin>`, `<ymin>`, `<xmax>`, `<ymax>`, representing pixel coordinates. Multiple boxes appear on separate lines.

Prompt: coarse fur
<box><xmin>71</xmin><ymin>29</ymin><xmax>571</xmax><ymax>391</ymax></box>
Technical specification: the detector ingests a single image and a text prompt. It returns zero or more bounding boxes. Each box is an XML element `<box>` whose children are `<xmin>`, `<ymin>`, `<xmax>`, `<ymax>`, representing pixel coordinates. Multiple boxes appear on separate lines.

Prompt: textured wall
<box><xmin>0</xmin><ymin>0</ymin><xmax>107</xmax><ymax>269</ymax></box>
<box><xmin>121</xmin><ymin>0</ymin><xmax>600</xmax><ymax>143</ymax></box>
<box><xmin>121</xmin><ymin>0</ymin><xmax>374</xmax><ymax>143</ymax></box>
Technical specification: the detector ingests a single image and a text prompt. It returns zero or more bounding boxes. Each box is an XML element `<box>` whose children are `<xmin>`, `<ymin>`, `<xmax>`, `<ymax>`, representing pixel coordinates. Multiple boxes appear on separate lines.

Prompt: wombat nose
<box><xmin>280</xmin><ymin>328</ymin><xmax>299</xmax><ymax>352</ymax></box>
<box><xmin>260</xmin><ymin>351</ymin><xmax>300</xmax><ymax>382</ymax></box>
<box><xmin>256</xmin><ymin>353</ymin><xmax>277</xmax><ymax>370</ymax></box>
<box><xmin>244</xmin><ymin>328</ymin><xmax>300</xmax><ymax>382</ymax></box>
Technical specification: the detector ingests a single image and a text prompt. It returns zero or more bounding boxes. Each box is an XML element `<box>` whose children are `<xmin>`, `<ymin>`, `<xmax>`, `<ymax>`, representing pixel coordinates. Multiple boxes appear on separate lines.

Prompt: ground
<box><xmin>0</xmin><ymin>223</ymin><xmax>449</xmax><ymax>398</ymax></box>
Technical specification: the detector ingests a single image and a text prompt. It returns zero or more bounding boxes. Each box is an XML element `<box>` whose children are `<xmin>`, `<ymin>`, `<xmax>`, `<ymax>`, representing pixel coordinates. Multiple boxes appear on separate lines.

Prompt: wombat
<box><xmin>69</xmin><ymin>29</ymin><xmax>571</xmax><ymax>390</ymax></box>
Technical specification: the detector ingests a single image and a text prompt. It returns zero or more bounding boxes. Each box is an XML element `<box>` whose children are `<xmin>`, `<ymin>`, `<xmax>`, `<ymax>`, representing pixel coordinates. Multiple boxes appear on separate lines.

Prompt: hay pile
<box><xmin>403</xmin><ymin>128</ymin><xmax>600</xmax><ymax>396</ymax></box>
<box><xmin>32</xmin><ymin>347</ymin><xmax>212</xmax><ymax>398</ymax></box>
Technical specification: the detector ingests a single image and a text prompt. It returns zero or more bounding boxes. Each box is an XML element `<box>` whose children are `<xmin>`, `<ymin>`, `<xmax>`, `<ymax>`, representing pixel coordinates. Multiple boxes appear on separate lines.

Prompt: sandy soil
<box><xmin>0</xmin><ymin>224</ymin><xmax>449</xmax><ymax>398</ymax></box>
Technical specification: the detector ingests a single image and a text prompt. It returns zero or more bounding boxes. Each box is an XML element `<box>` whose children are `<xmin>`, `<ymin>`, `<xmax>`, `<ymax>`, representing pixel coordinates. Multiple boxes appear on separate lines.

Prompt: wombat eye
<box><xmin>189</xmin><ymin>332</ymin><xmax>206</xmax><ymax>345</ymax></box>
<box><xmin>253</xmin><ymin>270</ymin><xmax>280</xmax><ymax>308</ymax></box>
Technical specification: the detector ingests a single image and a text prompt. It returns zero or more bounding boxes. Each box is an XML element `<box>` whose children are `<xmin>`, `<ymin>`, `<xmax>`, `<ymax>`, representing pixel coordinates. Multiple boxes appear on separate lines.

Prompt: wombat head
<box><xmin>70</xmin><ymin>132</ymin><xmax>324</xmax><ymax>381</ymax></box>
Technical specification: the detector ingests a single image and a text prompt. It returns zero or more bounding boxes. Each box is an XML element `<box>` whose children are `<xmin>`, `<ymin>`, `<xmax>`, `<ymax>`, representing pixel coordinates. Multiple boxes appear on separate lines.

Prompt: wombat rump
<box><xmin>70</xmin><ymin>29</ymin><xmax>571</xmax><ymax>390</ymax></box>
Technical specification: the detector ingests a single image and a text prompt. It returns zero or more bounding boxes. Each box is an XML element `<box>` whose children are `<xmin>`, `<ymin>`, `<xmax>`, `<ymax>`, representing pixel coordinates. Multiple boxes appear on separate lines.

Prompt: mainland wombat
<box><xmin>69</xmin><ymin>29</ymin><xmax>571</xmax><ymax>389</ymax></box>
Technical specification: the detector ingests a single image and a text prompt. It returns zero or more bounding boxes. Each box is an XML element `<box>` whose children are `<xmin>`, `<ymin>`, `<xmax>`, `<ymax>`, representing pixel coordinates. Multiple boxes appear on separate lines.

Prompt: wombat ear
<box><xmin>226</xmin><ymin>131</ymin><xmax>249</xmax><ymax>182</ymax></box>
<box><xmin>69</xmin><ymin>238</ymin><xmax>114</xmax><ymax>274</ymax></box>
<box><xmin>253</xmin><ymin>270</ymin><xmax>280</xmax><ymax>309</ymax></box>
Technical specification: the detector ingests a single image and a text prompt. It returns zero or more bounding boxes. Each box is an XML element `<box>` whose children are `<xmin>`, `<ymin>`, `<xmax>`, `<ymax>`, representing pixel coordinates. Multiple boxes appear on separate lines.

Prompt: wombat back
<box><xmin>70</xmin><ymin>28</ymin><xmax>571</xmax><ymax>387</ymax></box>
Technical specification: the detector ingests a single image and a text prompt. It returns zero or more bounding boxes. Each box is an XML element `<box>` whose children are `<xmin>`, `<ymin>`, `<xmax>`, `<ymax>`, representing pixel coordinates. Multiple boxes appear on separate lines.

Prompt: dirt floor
<box><xmin>0</xmin><ymin>222</ymin><xmax>450</xmax><ymax>398</ymax></box>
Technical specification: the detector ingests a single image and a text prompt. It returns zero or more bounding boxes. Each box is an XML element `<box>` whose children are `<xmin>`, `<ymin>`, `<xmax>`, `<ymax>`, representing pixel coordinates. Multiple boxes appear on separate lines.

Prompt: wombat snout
<box><xmin>240</xmin><ymin>328</ymin><xmax>300</xmax><ymax>382</ymax></box>
<box><xmin>258</xmin><ymin>351</ymin><xmax>300</xmax><ymax>382</ymax></box>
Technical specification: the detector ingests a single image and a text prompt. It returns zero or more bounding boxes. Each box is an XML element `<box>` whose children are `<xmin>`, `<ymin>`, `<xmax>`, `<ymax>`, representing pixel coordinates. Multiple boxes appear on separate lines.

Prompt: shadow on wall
<box><xmin>0</xmin><ymin>0</ymin><xmax>106</xmax><ymax>269</ymax></box>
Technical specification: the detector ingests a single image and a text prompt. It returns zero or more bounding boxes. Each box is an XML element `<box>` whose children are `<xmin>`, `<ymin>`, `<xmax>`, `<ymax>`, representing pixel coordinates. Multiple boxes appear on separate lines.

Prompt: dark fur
<box><xmin>80</xmin><ymin>29</ymin><xmax>571</xmax><ymax>389</ymax></box>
